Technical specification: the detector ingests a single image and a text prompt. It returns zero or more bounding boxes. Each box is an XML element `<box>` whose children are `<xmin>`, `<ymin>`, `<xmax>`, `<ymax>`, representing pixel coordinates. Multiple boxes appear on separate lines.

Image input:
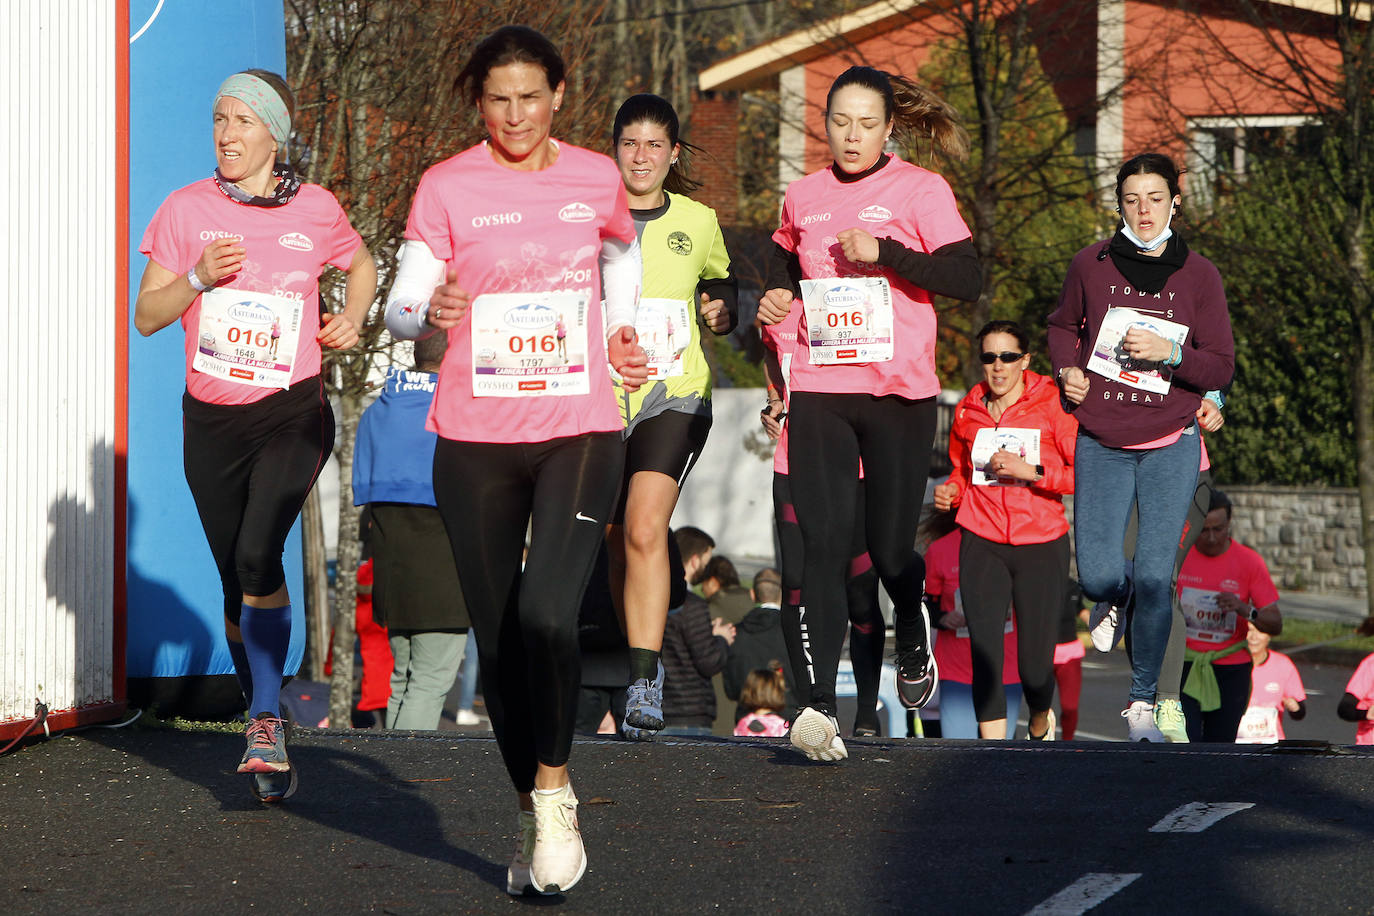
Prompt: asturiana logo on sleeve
<box><xmin>858</xmin><ymin>205</ymin><xmax>892</xmax><ymax>222</ymax></box>
<box><xmin>559</xmin><ymin>202</ymin><xmax>596</xmax><ymax>223</ymax></box>
<box><xmin>279</xmin><ymin>232</ymin><xmax>314</xmax><ymax>251</ymax></box>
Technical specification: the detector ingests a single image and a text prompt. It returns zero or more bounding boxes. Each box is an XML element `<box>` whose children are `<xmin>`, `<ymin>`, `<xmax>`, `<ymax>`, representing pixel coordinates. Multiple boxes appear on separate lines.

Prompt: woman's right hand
<box><xmin>194</xmin><ymin>237</ymin><xmax>246</xmax><ymax>288</ymax></box>
<box><xmin>1059</xmin><ymin>367</ymin><xmax>1089</xmax><ymax>405</ymax></box>
<box><xmin>427</xmin><ymin>270</ymin><xmax>471</xmax><ymax>328</ymax></box>
<box><xmin>942</xmin><ymin>609</ymin><xmax>966</xmax><ymax>630</ymax></box>
<box><xmin>757</xmin><ymin>288</ymin><xmax>794</xmax><ymax>325</ymax></box>
<box><xmin>933</xmin><ymin>480</ymin><xmax>959</xmax><ymax>512</ymax></box>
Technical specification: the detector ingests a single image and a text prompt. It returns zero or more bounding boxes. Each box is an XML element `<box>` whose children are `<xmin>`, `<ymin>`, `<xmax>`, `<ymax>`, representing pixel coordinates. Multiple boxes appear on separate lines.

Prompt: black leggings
<box><xmin>1180</xmin><ymin>659</ymin><xmax>1253</xmax><ymax>742</ymax></box>
<box><xmin>784</xmin><ymin>391</ymin><xmax>935</xmax><ymax>712</ymax></box>
<box><xmin>773</xmin><ymin>472</ymin><xmax>885</xmax><ymax>724</ymax></box>
<box><xmin>182</xmin><ymin>376</ymin><xmax>334</xmax><ymax>626</ymax></box>
<box><xmin>959</xmin><ymin>531</ymin><xmax>1068</xmax><ymax>721</ymax></box>
<box><xmin>432</xmin><ymin>432</ymin><xmax>623</xmax><ymax>792</ymax></box>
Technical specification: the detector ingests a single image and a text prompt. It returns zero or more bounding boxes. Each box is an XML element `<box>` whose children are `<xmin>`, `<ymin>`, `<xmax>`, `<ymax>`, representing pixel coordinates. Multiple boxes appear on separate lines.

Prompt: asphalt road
<box><xmin>2</xmin><ymin>725</ymin><xmax>1370</xmax><ymax>915</ymax></box>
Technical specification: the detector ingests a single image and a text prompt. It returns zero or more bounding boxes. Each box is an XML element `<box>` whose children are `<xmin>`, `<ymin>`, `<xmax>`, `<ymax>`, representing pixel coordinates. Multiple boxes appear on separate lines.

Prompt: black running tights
<box><xmin>432</xmin><ymin>432</ymin><xmax>623</xmax><ymax>792</ymax></box>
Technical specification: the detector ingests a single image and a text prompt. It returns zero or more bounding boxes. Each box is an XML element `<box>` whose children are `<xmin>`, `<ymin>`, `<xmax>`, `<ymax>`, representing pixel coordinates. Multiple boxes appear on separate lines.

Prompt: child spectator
<box><xmin>734</xmin><ymin>663</ymin><xmax>790</xmax><ymax>737</ymax></box>
<box><xmin>1336</xmin><ymin>617</ymin><xmax>1374</xmax><ymax>745</ymax></box>
<box><xmin>1237</xmin><ymin>621</ymin><xmax>1306</xmax><ymax>743</ymax></box>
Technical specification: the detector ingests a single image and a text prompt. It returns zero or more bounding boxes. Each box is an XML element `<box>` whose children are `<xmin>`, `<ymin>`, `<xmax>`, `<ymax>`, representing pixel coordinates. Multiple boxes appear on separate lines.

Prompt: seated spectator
<box><xmin>733</xmin><ymin>663</ymin><xmax>790</xmax><ymax>737</ymax></box>
<box><xmin>1237</xmin><ymin>621</ymin><xmax>1306</xmax><ymax>743</ymax></box>
<box><xmin>1176</xmin><ymin>490</ymin><xmax>1282</xmax><ymax>742</ymax></box>
<box><xmin>723</xmin><ymin>568</ymin><xmax>798</xmax><ymax>725</ymax></box>
<box><xmin>661</xmin><ymin>527</ymin><xmax>736</xmax><ymax>736</ymax></box>
<box><xmin>1336</xmin><ymin>618</ymin><xmax>1374</xmax><ymax>745</ymax></box>
<box><xmin>702</xmin><ymin>555</ymin><xmax>755</xmax><ymax>625</ymax></box>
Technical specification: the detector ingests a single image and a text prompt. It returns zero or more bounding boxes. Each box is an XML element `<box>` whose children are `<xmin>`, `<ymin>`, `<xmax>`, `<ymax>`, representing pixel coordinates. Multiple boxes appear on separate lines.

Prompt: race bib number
<box><xmin>634</xmin><ymin>297</ymin><xmax>692</xmax><ymax>379</ymax></box>
<box><xmin>1087</xmin><ymin>307</ymin><xmax>1190</xmax><ymax>394</ymax></box>
<box><xmin>194</xmin><ymin>287</ymin><xmax>303</xmax><ymax>390</ymax></box>
<box><xmin>470</xmin><ymin>291</ymin><xmax>590</xmax><ymax>398</ymax></box>
<box><xmin>800</xmin><ymin>276</ymin><xmax>893</xmax><ymax>365</ymax></box>
<box><xmin>971</xmin><ymin>427</ymin><xmax>1042</xmax><ymax>487</ymax></box>
<box><xmin>1179</xmin><ymin>586</ymin><xmax>1236</xmax><ymax>643</ymax></box>
<box><xmin>1236</xmin><ymin>706</ymin><xmax>1280</xmax><ymax>744</ymax></box>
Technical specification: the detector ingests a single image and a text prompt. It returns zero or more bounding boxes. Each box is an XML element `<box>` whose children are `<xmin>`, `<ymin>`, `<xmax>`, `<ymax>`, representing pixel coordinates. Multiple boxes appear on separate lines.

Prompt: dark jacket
<box><xmin>662</xmin><ymin>592</ymin><xmax>729</xmax><ymax>726</ymax></box>
<box><xmin>722</xmin><ymin>604</ymin><xmax>798</xmax><ymax>724</ymax></box>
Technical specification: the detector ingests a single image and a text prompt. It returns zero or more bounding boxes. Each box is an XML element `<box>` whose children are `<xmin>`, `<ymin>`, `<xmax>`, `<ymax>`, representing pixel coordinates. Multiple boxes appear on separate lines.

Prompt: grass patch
<box><xmin>131</xmin><ymin>707</ymin><xmax>246</xmax><ymax>734</ymax></box>
<box><xmin>1272</xmin><ymin>618</ymin><xmax>1374</xmax><ymax>654</ymax></box>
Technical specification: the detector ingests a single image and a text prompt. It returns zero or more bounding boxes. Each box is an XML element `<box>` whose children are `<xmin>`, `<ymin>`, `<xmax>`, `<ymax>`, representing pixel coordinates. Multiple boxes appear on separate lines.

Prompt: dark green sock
<box><xmin>629</xmin><ymin>648</ymin><xmax>660</xmax><ymax>682</ymax></box>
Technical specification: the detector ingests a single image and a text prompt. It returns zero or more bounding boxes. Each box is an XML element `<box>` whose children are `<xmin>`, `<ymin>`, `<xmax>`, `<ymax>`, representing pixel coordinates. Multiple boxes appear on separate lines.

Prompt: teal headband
<box><xmin>214</xmin><ymin>73</ymin><xmax>291</xmax><ymax>151</ymax></box>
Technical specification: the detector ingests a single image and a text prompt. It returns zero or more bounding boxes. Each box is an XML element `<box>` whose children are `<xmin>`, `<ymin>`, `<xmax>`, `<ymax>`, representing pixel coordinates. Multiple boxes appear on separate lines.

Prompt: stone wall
<box><xmin>1055</xmin><ymin>487</ymin><xmax>1365</xmax><ymax>597</ymax></box>
<box><xmin>1224</xmin><ymin>486</ymin><xmax>1367</xmax><ymax>595</ymax></box>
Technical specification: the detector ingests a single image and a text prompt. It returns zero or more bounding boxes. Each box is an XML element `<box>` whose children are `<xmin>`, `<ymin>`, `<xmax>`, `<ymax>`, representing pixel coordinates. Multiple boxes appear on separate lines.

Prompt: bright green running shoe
<box><xmin>1154</xmin><ymin>698</ymin><xmax>1189</xmax><ymax>743</ymax></box>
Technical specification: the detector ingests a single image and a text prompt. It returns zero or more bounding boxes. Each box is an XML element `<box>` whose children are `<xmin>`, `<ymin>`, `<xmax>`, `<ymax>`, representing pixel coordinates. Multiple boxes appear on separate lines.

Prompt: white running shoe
<box><xmin>1122</xmin><ymin>701</ymin><xmax>1166</xmax><ymax>742</ymax></box>
<box><xmin>455</xmin><ymin>709</ymin><xmax>481</xmax><ymax>727</ymax></box>
<box><xmin>529</xmin><ymin>784</ymin><xmax>587</xmax><ymax>894</ymax></box>
<box><xmin>1089</xmin><ymin>602</ymin><xmax>1124</xmax><ymax>653</ymax></box>
<box><xmin>506</xmin><ymin>810</ymin><xmax>537</xmax><ymax>896</ymax></box>
<box><xmin>788</xmin><ymin>707</ymin><xmax>848</xmax><ymax>762</ymax></box>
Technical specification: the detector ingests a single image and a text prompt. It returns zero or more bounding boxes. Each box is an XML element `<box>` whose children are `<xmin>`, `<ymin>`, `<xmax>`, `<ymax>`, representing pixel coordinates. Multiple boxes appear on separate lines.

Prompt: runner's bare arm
<box><xmin>318</xmin><ymin>246</ymin><xmax>378</xmax><ymax>350</ymax></box>
<box><xmin>134</xmin><ymin>237</ymin><xmax>245</xmax><ymax>336</ymax></box>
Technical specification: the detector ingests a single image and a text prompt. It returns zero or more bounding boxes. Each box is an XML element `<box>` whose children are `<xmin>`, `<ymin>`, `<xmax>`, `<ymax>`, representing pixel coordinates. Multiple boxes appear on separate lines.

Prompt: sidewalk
<box><xmin>1278</xmin><ymin>589</ymin><xmax>1370</xmax><ymax>624</ymax></box>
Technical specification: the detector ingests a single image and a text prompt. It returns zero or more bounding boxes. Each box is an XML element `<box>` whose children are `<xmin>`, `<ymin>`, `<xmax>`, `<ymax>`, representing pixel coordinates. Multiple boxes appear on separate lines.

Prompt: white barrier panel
<box><xmin>1</xmin><ymin>2</ymin><xmax>120</xmax><ymax>729</ymax></box>
<box><xmin>673</xmin><ymin>388</ymin><xmax>779</xmax><ymax>562</ymax></box>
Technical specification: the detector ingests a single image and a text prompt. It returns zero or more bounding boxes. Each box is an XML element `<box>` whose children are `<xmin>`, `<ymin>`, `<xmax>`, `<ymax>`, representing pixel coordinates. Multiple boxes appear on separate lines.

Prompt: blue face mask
<box><xmin>1120</xmin><ymin>204</ymin><xmax>1175</xmax><ymax>252</ymax></box>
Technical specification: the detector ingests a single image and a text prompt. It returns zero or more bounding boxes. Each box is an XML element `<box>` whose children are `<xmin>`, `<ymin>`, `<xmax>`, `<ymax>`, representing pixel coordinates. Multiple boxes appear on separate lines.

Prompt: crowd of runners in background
<box><xmin>134</xmin><ymin>24</ymin><xmax>1374</xmax><ymax>899</ymax></box>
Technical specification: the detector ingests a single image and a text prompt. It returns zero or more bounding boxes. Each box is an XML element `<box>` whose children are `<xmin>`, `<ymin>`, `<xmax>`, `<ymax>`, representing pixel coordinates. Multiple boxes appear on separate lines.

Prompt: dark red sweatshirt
<box><xmin>1048</xmin><ymin>240</ymin><xmax>1234</xmax><ymax>447</ymax></box>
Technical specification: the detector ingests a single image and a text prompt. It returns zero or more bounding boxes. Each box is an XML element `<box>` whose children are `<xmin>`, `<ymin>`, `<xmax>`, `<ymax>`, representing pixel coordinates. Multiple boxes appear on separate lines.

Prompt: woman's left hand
<box><xmin>609</xmin><ymin>325</ymin><xmax>649</xmax><ymax>392</ymax></box>
<box><xmin>836</xmin><ymin>228</ymin><xmax>880</xmax><ymax>265</ymax></box>
<box><xmin>989</xmin><ymin>448</ymin><xmax>1036</xmax><ymax>482</ymax></box>
<box><xmin>1196</xmin><ymin>400</ymin><xmax>1224</xmax><ymax>432</ymax></box>
<box><xmin>317</xmin><ymin>311</ymin><xmax>361</xmax><ymax>350</ymax></box>
<box><xmin>699</xmin><ymin>292</ymin><xmax>730</xmax><ymax>333</ymax></box>
<box><xmin>1122</xmin><ymin>326</ymin><xmax>1173</xmax><ymax>363</ymax></box>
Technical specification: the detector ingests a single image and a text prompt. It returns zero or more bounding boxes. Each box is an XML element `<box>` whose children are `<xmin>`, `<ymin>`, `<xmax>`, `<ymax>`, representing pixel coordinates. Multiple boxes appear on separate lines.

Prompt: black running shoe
<box><xmin>894</xmin><ymin>604</ymin><xmax>938</xmax><ymax>710</ymax></box>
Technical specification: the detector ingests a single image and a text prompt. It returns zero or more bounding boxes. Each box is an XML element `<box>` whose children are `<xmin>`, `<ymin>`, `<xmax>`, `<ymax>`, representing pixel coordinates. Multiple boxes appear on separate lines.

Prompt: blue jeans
<box><xmin>937</xmin><ymin>681</ymin><xmax>1024</xmax><ymax>739</ymax></box>
<box><xmin>458</xmin><ymin>633</ymin><xmax>480</xmax><ymax>712</ymax></box>
<box><xmin>1073</xmin><ymin>427</ymin><xmax>1200</xmax><ymax>704</ymax></box>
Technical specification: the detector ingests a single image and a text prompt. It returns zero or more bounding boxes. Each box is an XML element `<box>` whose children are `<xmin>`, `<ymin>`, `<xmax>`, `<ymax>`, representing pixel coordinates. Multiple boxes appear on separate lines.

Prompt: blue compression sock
<box><xmin>239</xmin><ymin>603</ymin><xmax>291</xmax><ymax>718</ymax></box>
<box><xmin>226</xmin><ymin>637</ymin><xmax>253</xmax><ymax>711</ymax></box>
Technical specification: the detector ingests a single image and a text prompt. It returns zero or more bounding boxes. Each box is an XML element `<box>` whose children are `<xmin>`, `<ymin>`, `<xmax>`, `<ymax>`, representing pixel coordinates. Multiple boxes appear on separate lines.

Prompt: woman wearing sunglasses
<box><xmin>932</xmin><ymin>320</ymin><xmax>1077</xmax><ymax>740</ymax></box>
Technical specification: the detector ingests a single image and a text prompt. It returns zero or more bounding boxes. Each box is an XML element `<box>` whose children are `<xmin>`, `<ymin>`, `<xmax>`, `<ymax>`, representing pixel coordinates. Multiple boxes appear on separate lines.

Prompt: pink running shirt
<box><xmin>404</xmin><ymin>141</ymin><xmax>635</xmax><ymax>443</ymax></box>
<box><xmin>1240</xmin><ymin>649</ymin><xmax>1305</xmax><ymax>741</ymax></box>
<box><xmin>1345</xmin><ymin>653</ymin><xmax>1374</xmax><ymax>745</ymax></box>
<box><xmin>140</xmin><ymin>180</ymin><xmax>363</xmax><ymax>405</ymax></box>
<box><xmin>772</xmin><ymin>158</ymin><xmax>970</xmax><ymax>400</ymax></box>
<box><xmin>1176</xmin><ymin>540</ymin><xmax>1280</xmax><ymax>665</ymax></box>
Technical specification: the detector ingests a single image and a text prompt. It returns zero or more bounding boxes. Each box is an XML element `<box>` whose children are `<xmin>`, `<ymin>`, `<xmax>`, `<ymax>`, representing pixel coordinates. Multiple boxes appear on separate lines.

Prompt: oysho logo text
<box><xmin>200</xmin><ymin>229</ymin><xmax>241</xmax><ymax>242</ymax></box>
<box><xmin>800</xmin><ymin>212</ymin><xmax>831</xmax><ymax>226</ymax></box>
<box><xmin>472</xmin><ymin>211</ymin><xmax>524</xmax><ymax>228</ymax></box>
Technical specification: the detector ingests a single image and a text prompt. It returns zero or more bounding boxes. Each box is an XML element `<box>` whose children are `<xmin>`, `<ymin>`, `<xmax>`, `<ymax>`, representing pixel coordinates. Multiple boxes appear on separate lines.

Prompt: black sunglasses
<box><xmin>980</xmin><ymin>351</ymin><xmax>1025</xmax><ymax>365</ymax></box>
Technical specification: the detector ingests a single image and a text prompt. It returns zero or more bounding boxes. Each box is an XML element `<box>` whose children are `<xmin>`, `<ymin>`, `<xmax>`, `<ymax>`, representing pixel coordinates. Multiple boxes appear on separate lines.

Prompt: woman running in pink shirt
<box><xmin>758</xmin><ymin>65</ymin><xmax>981</xmax><ymax>761</ymax></box>
<box><xmin>383</xmin><ymin>27</ymin><xmax>646</xmax><ymax>897</ymax></box>
<box><xmin>135</xmin><ymin>69</ymin><xmax>376</xmax><ymax>804</ymax></box>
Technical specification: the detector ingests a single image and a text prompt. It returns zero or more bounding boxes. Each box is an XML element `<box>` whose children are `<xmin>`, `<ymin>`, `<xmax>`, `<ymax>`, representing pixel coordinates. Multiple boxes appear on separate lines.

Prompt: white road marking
<box><xmin>1025</xmin><ymin>873</ymin><xmax>1141</xmax><ymax>915</ymax></box>
<box><xmin>1149</xmin><ymin>801</ymin><xmax>1255</xmax><ymax>833</ymax></box>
